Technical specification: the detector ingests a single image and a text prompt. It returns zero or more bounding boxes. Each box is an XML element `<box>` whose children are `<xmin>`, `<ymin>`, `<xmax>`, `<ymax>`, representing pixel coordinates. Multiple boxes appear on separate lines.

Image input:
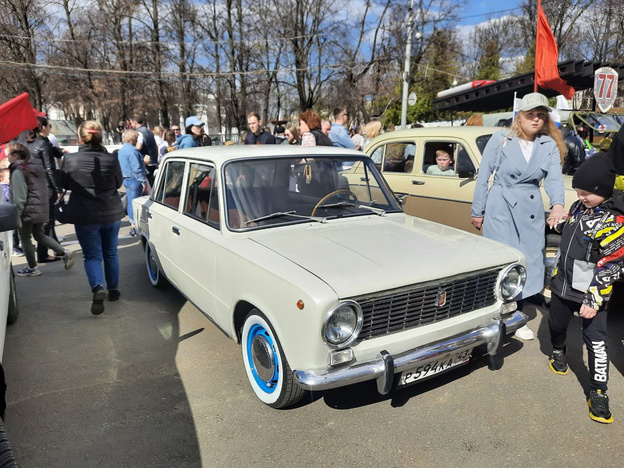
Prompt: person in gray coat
<box><xmin>471</xmin><ymin>92</ymin><xmax>568</xmax><ymax>340</ymax></box>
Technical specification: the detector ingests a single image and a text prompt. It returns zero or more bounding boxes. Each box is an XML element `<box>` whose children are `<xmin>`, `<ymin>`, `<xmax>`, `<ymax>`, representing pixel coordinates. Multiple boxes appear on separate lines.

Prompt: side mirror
<box><xmin>0</xmin><ymin>203</ymin><xmax>20</xmax><ymax>232</ymax></box>
<box><xmin>395</xmin><ymin>193</ymin><xmax>408</xmax><ymax>206</ymax></box>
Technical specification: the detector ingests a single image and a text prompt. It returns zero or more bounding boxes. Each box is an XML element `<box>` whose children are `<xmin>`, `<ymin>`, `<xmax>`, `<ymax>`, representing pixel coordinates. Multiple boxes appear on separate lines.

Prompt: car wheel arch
<box><xmin>234</xmin><ymin>300</ymin><xmax>257</xmax><ymax>342</ymax></box>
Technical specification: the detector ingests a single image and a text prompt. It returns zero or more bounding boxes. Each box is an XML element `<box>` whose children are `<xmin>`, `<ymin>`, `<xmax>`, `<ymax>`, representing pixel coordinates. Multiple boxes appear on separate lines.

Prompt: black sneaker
<box><xmin>588</xmin><ymin>390</ymin><xmax>614</xmax><ymax>424</ymax></box>
<box><xmin>91</xmin><ymin>287</ymin><xmax>106</xmax><ymax>315</ymax></box>
<box><xmin>549</xmin><ymin>348</ymin><xmax>568</xmax><ymax>375</ymax></box>
<box><xmin>108</xmin><ymin>290</ymin><xmax>121</xmax><ymax>301</ymax></box>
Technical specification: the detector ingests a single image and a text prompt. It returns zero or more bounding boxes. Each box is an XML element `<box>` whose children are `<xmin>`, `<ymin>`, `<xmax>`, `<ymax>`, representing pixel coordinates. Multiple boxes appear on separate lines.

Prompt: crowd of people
<box><xmin>2</xmin><ymin>95</ymin><xmax>624</xmax><ymax>424</ymax></box>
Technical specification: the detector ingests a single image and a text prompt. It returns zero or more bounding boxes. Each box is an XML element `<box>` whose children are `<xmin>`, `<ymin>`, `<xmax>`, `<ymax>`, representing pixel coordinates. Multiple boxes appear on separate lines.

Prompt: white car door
<box><xmin>147</xmin><ymin>159</ymin><xmax>188</xmax><ymax>288</ymax></box>
<box><xmin>170</xmin><ymin>162</ymin><xmax>219</xmax><ymax>321</ymax></box>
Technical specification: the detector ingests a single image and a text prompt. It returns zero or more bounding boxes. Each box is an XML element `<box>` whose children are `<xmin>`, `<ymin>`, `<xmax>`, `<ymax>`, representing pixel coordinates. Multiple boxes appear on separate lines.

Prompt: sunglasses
<box><xmin>172</xmin><ymin>128</ymin><xmax>180</xmax><ymax>132</ymax></box>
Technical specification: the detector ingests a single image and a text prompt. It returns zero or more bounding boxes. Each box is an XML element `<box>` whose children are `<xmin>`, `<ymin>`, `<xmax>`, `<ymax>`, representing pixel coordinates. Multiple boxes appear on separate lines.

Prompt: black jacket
<box><xmin>562</xmin><ymin>129</ymin><xmax>585</xmax><ymax>175</ymax></box>
<box><xmin>24</xmin><ymin>136</ymin><xmax>62</xmax><ymax>196</ymax></box>
<box><xmin>60</xmin><ymin>145</ymin><xmax>125</xmax><ymax>225</ymax></box>
<box><xmin>9</xmin><ymin>160</ymin><xmax>49</xmax><ymax>224</ymax></box>
<box><xmin>311</xmin><ymin>129</ymin><xmax>333</xmax><ymax>147</ymax></box>
<box><xmin>137</xmin><ymin>126</ymin><xmax>159</xmax><ymax>166</ymax></box>
<box><xmin>550</xmin><ymin>192</ymin><xmax>624</xmax><ymax>308</ymax></box>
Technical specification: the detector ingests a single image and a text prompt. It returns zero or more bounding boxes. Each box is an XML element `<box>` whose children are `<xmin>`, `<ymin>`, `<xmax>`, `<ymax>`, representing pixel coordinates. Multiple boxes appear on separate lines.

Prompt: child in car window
<box><xmin>426</xmin><ymin>149</ymin><xmax>454</xmax><ymax>176</ymax></box>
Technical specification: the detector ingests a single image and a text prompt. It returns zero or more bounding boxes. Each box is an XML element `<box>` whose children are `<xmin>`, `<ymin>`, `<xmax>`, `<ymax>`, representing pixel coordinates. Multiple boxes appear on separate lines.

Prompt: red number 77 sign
<box><xmin>594</xmin><ymin>67</ymin><xmax>619</xmax><ymax>113</ymax></box>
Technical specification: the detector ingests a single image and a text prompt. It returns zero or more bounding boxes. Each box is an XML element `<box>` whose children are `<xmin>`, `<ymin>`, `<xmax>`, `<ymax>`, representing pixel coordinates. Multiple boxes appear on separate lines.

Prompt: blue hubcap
<box><xmin>247</xmin><ymin>323</ymin><xmax>279</xmax><ymax>393</ymax></box>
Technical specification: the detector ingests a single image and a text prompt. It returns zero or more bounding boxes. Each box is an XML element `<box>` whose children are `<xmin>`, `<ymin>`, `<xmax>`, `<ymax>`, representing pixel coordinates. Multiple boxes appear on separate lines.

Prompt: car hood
<box><xmin>247</xmin><ymin>215</ymin><xmax>523</xmax><ymax>298</ymax></box>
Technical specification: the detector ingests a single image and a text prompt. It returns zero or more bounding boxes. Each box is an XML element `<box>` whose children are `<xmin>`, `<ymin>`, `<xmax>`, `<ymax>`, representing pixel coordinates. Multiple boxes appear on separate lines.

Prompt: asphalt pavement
<box><xmin>3</xmin><ymin>221</ymin><xmax>624</xmax><ymax>467</ymax></box>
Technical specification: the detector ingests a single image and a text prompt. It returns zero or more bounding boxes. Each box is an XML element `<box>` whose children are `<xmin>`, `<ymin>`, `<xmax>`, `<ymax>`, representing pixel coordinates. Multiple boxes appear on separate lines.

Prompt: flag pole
<box><xmin>534</xmin><ymin>0</ymin><xmax>540</xmax><ymax>92</ymax></box>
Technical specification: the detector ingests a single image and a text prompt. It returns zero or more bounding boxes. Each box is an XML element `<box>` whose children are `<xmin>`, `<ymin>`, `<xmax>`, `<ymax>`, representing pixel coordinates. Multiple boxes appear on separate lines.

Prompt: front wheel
<box><xmin>241</xmin><ymin>311</ymin><xmax>306</xmax><ymax>409</ymax></box>
<box><xmin>145</xmin><ymin>242</ymin><xmax>167</xmax><ymax>288</ymax></box>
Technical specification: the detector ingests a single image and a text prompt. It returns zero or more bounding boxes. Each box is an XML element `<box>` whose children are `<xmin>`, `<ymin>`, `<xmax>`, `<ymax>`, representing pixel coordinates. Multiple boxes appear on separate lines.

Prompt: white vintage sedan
<box><xmin>133</xmin><ymin>145</ymin><xmax>528</xmax><ymax>408</ymax></box>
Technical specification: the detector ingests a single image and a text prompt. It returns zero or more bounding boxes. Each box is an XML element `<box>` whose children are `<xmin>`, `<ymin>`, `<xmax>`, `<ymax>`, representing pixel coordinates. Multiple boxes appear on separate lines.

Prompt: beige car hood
<box><xmin>248</xmin><ymin>215</ymin><xmax>523</xmax><ymax>298</ymax></box>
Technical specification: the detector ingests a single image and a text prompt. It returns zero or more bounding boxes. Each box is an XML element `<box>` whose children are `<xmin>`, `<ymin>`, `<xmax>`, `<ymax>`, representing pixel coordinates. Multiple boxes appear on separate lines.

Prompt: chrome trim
<box><xmin>496</xmin><ymin>263</ymin><xmax>527</xmax><ymax>301</ymax></box>
<box><xmin>294</xmin><ymin>310</ymin><xmax>527</xmax><ymax>393</ymax></box>
<box><xmin>321</xmin><ymin>300</ymin><xmax>364</xmax><ymax>349</ymax></box>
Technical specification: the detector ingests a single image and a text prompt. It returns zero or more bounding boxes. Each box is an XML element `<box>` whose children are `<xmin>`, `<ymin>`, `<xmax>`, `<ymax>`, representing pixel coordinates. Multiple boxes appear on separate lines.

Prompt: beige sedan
<box><xmin>364</xmin><ymin>126</ymin><xmax>577</xmax><ymax>235</ymax></box>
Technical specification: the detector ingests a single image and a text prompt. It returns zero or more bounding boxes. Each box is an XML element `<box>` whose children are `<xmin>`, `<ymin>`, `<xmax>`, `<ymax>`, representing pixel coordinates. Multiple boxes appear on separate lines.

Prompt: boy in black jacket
<box><xmin>548</xmin><ymin>154</ymin><xmax>624</xmax><ymax>424</ymax></box>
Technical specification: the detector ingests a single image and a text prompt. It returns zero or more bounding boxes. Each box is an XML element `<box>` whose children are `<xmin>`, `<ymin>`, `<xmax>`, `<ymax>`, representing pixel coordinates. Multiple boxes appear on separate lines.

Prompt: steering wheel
<box><xmin>311</xmin><ymin>190</ymin><xmax>359</xmax><ymax>217</ymax></box>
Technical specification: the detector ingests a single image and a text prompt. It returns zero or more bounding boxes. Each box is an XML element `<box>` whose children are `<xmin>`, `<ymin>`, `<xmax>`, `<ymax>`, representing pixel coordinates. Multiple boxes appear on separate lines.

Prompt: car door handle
<box><xmin>147</xmin><ymin>212</ymin><xmax>152</xmax><ymax>219</ymax></box>
<box><xmin>360</xmin><ymin>177</ymin><xmax>369</xmax><ymax>182</ymax></box>
<box><xmin>172</xmin><ymin>227</ymin><xmax>180</xmax><ymax>235</ymax></box>
<box><xmin>412</xmin><ymin>180</ymin><xmax>425</xmax><ymax>185</ymax></box>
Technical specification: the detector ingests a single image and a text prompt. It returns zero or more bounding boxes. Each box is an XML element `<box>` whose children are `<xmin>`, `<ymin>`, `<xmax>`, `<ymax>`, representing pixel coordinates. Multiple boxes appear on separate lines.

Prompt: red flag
<box><xmin>535</xmin><ymin>0</ymin><xmax>574</xmax><ymax>99</ymax></box>
<box><xmin>0</xmin><ymin>93</ymin><xmax>39</xmax><ymax>146</ymax></box>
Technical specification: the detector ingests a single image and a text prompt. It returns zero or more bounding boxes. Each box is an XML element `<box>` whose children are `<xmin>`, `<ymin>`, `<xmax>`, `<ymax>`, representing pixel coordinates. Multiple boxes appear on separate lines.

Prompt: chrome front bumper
<box><xmin>293</xmin><ymin>310</ymin><xmax>527</xmax><ymax>395</ymax></box>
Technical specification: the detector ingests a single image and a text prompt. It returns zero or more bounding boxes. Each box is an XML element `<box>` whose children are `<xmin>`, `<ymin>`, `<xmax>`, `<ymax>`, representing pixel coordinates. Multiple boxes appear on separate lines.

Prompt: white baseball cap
<box><xmin>519</xmin><ymin>92</ymin><xmax>552</xmax><ymax>112</ymax></box>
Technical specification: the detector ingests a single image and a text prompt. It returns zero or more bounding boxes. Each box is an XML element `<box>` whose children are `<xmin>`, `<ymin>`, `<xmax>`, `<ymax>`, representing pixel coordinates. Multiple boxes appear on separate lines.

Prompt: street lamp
<box><xmin>400</xmin><ymin>0</ymin><xmax>415</xmax><ymax>130</ymax></box>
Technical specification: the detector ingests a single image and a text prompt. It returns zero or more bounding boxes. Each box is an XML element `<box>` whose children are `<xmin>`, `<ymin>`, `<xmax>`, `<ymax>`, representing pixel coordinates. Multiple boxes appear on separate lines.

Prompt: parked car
<box><xmin>134</xmin><ymin>145</ymin><xmax>528</xmax><ymax>408</ymax></box>
<box><xmin>364</xmin><ymin>126</ymin><xmax>577</xmax><ymax>234</ymax></box>
<box><xmin>0</xmin><ymin>199</ymin><xmax>20</xmax><ymax>465</ymax></box>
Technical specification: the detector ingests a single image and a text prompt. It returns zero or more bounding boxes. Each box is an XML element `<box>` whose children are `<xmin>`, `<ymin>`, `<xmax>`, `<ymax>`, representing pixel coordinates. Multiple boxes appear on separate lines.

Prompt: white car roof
<box><xmin>161</xmin><ymin>145</ymin><xmax>363</xmax><ymax>166</ymax></box>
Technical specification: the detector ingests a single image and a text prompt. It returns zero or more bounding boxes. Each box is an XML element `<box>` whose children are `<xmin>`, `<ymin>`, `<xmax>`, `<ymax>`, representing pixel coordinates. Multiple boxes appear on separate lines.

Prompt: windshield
<box><xmin>576</xmin><ymin>113</ymin><xmax>621</xmax><ymax>132</ymax></box>
<box><xmin>223</xmin><ymin>156</ymin><xmax>402</xmax><ymax>230</ymax></box>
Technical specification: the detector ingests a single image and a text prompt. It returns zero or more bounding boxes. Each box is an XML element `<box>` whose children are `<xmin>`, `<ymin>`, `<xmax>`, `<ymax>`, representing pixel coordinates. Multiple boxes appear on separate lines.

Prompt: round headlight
<box><xmin>498</xmin><ymin>264</ymin><xmax>527</xmax><ymax>301</ymax></box>
<box><xmin>322</xmin><ymin>301</ymin><xmax>363</xmax><ymax>348</ymax></box>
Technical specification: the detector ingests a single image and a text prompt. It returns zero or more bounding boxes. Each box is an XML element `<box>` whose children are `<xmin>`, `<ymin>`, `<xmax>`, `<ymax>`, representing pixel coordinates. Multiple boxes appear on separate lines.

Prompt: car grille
<box><xmin>354</xmin><ymin>268</ymin><xmax>501</xmax><ymax>340</ymax></box>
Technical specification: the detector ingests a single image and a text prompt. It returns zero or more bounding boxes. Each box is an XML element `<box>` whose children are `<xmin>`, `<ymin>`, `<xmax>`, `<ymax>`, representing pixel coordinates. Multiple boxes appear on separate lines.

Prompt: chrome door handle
<box><xmin>412</xmin><ymin>180</ymin><xmax>425</xmax><ymax>185</ymax></box>
<box><xmin>172</xmin><ymin>227</ymin><xmax>180</xmax><ymax>235</ymax></box>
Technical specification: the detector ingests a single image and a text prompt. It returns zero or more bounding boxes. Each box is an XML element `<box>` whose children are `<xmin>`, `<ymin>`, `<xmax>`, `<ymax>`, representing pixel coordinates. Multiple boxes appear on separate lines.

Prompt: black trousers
<box><xmin>37</xmin><ymin>192</ymin><xmax>59</xmax><ymax>262</ymax></box>
<box><xmin>549</xmin><ymin>293</ymin><xmax>609</xmax><ymax>392</ymax></box>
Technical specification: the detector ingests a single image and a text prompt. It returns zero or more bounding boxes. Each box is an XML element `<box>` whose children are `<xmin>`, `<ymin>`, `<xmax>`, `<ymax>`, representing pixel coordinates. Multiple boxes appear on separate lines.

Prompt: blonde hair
<box><xmin>78</xmin><ymin>120</ymin><xmax>104</xmax><ymax>147</ymax></box>
<box><xmin>153</xmin><ymin>126</ymin><xmax>165</xmax><ymax>137</ymax></box>
<box><xmin>436</xmin><ymin>149</ymin><xmax>453</xmax><ymax>162</ymax></box>
<box><xmin>122</xmin><ymin>128</ymin><xmax>139</xmax><ymax>144</ymax></box>
<box><xmin>364</xmin><ymin>121</ymin><xmax>382</xmax><ymax>140</ymax></box>
<box><xmin>465</xmin><ymin>114</ymin><xmax>483</xmax><ymax>126</ymax></box>
<box><xmin>510</xmin><ymin>110</ymin><xmax>567</xmax><ymax>164</ymax></box>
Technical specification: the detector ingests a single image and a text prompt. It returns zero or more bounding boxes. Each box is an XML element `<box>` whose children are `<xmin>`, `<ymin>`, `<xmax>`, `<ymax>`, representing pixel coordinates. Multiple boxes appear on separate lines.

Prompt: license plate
<box><xmin>398</xmin><ymin>348</ymin><xmax>472</xmax><ymax>386</ymax></box>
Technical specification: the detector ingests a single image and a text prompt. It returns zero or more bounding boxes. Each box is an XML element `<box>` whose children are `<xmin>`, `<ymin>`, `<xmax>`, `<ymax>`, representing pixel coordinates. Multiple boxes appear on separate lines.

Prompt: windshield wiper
<box><xmin>245</xmin><ymin>211</ymin><xmax>327</xmax><ymax>225</ymax></box>
<box><xmin>315</xmin><ymin>201</ymin><xmax>386</xmax><ymax>216</ymax></box>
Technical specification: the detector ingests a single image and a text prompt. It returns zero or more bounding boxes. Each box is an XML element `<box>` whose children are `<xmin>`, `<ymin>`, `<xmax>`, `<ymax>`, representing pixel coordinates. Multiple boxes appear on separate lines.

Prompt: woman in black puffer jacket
<box><xmin>20</xmin><ymin>116</ymin><xmax>63</xmax><ymax>262</ymax></box>
<box><xmin>6</xmin><ymin>142</ymin><xmax>74</xmax><ymax>277</ymax></box>
<box><xmin>60</xmin><ymin>120</ymin><xmax>125</xmax><ymax>315</ymax></box>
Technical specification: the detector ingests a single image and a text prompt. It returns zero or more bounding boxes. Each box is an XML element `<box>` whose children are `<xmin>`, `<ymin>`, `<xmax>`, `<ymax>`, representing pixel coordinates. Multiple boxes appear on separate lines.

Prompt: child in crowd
<box><xmin>6</xmin><ymin>142</ymin><xmax>75</xmax><ymax>276</ymax></box>
<box><xmin>1</xmin><ymin>166</ymin><xmax>24</xmax><ymax>256</ymax></box>
<box><xmin>426</xmin><ymin>149</ymin><xmax>454</xmax><ymax>176</ymax></box>
<box><xmin>548</xmin><ymin>154</ymin><xmax>624</xmax><ymax>424</ymax></box>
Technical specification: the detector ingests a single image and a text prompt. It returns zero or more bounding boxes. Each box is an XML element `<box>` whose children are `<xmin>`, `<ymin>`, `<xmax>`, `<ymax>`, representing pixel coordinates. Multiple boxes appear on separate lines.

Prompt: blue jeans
<box><xmin>123</xmin><ymin>178</ymin><xmax>143</xmax><ymax>225</ymax></box>
<box><xmin>74</xmin><ymin>221</ymin><xmax>121</xmax><ymax>292</ymax></box>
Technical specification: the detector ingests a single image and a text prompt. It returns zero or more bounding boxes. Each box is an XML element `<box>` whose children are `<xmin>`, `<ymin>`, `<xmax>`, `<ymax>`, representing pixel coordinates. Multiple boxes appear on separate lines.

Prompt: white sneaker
<box><xmin>514</xmin><ymin>324</ymin><xmax>535</xmax><ymax>340</ymax></box>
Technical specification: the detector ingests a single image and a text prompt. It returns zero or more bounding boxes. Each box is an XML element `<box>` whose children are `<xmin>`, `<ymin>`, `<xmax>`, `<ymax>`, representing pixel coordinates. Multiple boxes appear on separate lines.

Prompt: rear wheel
<box><xmin>241</xmin><ymin>311</ymin><xmax>306</xmax><ymax>409</ymax></box>
<box><xmin>145</xmin><ymin>242</ymin><xmax>167</xmax><ymax>288</ymax></box>
<box><xmin>7</xmin><ymin>269</ymin><xmax>18</xmax><ymax>325</ymax></box>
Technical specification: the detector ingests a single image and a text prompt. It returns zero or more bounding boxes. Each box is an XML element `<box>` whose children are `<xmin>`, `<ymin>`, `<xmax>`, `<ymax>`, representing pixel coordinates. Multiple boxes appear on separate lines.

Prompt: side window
<box><xmin>184</xmin><ymin>163</ymin><xmax>218</xmax><ymax>227</ymax></box>
<box><xmin>155</xmin><ymin>161</ymin><xmax>185</xmax><ymax>209</ymax></box>
<box><xmin>381</xmin><ymin>142</ymin><xmax>416</xmax><ymax>173</ymax></box>
<box><xmin>423</xmin><ymin>142</ymin><xmax>472</xmax><ymax>177</ymax></box>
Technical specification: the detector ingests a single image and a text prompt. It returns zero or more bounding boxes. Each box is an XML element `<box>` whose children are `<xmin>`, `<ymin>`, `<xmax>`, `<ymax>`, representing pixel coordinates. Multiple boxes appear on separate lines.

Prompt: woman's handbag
<box><xmin>54</xmin><ymin>191</ymin><xmax>69</xmax><ymax>224</ymax></box>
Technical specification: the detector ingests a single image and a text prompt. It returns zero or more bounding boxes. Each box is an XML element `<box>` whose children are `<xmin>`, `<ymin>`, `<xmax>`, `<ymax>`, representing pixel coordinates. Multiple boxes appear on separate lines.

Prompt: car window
<box><xmin>381</xmin><ymin>142</ymin><xmax>416</xmax><ymax>173</ymax></box>
<box><xmin>155</xmin><ymin>161</ymin><xmax>185</xmax><ymax>210</ymax></box>
<box><xmin>475</xmin><ymin>134</ymin><xmax>493</xmax><ymax>155</ymax></box>
<box><xmin>422</xmin><ymin>141</ymin><xmax>475</xmax><ymax>177</ymax></box>
<box><xmin>184</xmin><ymin>163</ymin><xmax>219</xmax><ymax>227</ymax></box>
<box><xmin>223</xmin><ymin>156</ymin><xmax>401</xmax><ymax>230</ymax></box>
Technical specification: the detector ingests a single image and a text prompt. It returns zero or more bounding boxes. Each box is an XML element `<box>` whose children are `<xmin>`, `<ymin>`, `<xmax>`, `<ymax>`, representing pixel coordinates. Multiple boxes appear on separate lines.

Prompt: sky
<box><xmin>457</xmin><ymin>0</ymin><xmax>524</xmax><ymax>27</ymax></box>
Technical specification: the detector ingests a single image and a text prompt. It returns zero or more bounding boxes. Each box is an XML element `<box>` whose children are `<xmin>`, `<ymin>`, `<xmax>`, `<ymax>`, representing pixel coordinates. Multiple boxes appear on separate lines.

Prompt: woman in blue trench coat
<box><xmin>471</xmin><ymin>93</ymin><xmax>568</xmax><ymax>340</ymax></box>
